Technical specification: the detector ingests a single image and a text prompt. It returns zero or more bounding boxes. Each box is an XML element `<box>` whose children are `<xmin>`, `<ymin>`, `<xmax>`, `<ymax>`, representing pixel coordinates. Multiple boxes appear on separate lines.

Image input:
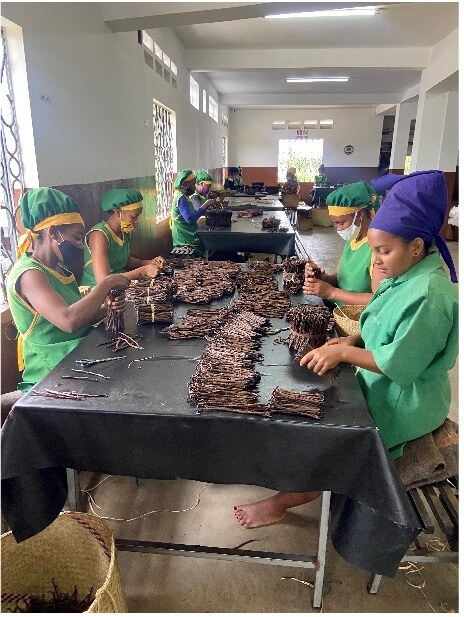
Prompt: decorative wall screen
<box><xmin>1</xmin><ymin>27</ymin><xmax>24</xmax><ymax>301</ymax></box>
<box><xmin>153</xmin><ymin>100</ymin><xmax>175</xmax><ymax>222</ymax></box>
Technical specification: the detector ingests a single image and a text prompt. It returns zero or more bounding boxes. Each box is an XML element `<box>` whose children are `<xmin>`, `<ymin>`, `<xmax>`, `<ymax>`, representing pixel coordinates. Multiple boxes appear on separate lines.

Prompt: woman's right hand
<box><xmin>305</xmin><ymin>261</ymin><xmax>325</xmax><ymax>278</ymax></box>
<box><xmin>326</xmin><ymin>335</ymin><xmax>359</xmax><ymax>347</ymax></box>
<box><xmin>103</xmin><ymin>274</ymin><xmax>131</xmax><ymax>293</ymax></box>
<box><xmin>142</xmin><ymin>263</ymin><xmax>160</xmax><ymax>278</ymax></box>
<box><xmin>203</xmin><ymin>199</ymin><xmax>216</xmax><ymax>210</ymax></box>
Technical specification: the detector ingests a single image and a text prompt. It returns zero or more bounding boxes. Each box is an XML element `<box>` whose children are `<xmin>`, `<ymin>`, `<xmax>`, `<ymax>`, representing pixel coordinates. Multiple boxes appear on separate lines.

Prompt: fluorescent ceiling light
<box><xmin>286</xmin><ymin>77</ymin><xmax>349</xmax><ymax>83</ymax></box>
<box><xmin>266</xmin><ymin>8</ymin><xmax>378</xmax><ymax>18</ymax></box>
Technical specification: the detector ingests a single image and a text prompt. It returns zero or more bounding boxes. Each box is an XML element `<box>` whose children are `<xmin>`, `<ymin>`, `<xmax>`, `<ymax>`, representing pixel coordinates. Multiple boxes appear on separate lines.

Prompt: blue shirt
<box><xmin>178</xmin><ymin>195</ymin><xmax>206</xmax><ymax>224</ymax></box>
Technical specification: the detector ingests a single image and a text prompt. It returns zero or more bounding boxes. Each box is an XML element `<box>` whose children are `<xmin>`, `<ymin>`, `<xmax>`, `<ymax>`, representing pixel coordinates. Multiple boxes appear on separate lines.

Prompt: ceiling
<box><xmin>102</xmin><ymin>2</ymin><xmax>459</xmax><ymax>109</ymax></box>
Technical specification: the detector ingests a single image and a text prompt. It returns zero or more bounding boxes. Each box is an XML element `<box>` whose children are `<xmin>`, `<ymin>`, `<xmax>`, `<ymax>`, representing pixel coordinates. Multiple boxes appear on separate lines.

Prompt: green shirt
<box><xmin>357</xmin><ymin>252</ymin><xmax>458</xmax><ymax>459</ymax></box>
<box><xmin>80</xmin><ymin>221</ymin><xmax>130</xmax><ymax>286</ymax></box>
<box><xmin>169</xmin><ymin>190</ymin><xmax>206</xmax><ymax>258</ymax></box>
<box><xmin>7</xmin><ymin>255</ymin><xmax>91</xmax><ymax>392</ymax></box>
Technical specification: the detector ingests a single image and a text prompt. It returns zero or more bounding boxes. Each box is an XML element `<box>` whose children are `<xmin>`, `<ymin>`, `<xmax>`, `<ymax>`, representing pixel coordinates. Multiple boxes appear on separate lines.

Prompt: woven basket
<box><xmin>333</xmin><ymin>305</ymin><xmax>366</xmax><ymax>337</ymax></box>
<box><xmin>1</xmin><ymin>512</ymin><xmax>127</xmax><ymax>613</ymax></box>
<box><xmin>281</xmin><ymin>193</ymin><xmax>300</xmax><ymax>208</ymax></box>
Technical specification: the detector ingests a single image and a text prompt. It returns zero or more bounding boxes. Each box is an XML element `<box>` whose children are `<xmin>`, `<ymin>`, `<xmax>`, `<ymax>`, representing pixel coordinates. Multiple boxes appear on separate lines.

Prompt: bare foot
<box><xmin>233</xmin><ymin>497</ymin><xmax>286</xmax><ymax>528</ymax></box>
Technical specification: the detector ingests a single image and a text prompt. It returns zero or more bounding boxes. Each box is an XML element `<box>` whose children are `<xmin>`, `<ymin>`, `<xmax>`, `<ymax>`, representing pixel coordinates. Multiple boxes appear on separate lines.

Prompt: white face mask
<box><xmin>337</xmin><ymin>213</ymin><xmax>361</xmax><ymax>242</ymax></box>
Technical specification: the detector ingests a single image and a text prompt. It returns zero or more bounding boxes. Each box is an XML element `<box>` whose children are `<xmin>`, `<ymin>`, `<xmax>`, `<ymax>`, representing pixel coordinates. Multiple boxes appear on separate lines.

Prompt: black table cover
<box><xmin>1</xmin><ymin>295</ymin><xmax>420</xmax><ymax>576</ymax></box>
<box><xmin>198</xmin><ymin>210</ymin><xmax>296</xmax><ymax>256</ymax></box>
<box><xmin>310</xmin><ymin>186</ymin><xmax>335</xmax><ymax>204</ymax></box>
<box><xmin>226</xmin><ymin>202</ymin><xmax>284</xmax><ymax>212</ymax></box>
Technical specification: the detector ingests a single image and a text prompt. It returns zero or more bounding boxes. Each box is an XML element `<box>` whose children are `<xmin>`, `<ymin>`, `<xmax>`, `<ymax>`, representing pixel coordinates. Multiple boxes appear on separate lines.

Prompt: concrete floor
<box><xmin>79</xmin><ymin>226</ymin><xmax>459</xmax><ymax>612</ymax></box>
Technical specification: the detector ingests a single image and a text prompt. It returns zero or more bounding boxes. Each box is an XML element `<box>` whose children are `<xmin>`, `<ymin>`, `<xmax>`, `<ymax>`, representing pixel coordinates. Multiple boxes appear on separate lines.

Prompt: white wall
<box><xmin>228</xmin><ymin>107</ymin><xmax>383</xmax><ymax>168</ymax></box>
<box><xmin>1</xmin><ymin>3</ymin><xmax>227</xmax><ymax>187</ymax></box>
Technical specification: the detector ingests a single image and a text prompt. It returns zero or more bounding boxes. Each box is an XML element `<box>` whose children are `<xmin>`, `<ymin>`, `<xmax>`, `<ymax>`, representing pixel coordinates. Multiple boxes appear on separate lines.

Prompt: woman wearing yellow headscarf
<box><xmin>8</xmin><ymin>188</ymin><xmax>129</xmax><ymax>392</ymax></box>
<box><xmin>80</xmin><ymin>189</ymin><xmax>164</xmax><ymax>286</ymax></box>
<box><xmin>303</xmin><ymin>181</ymin><xmax>382</xmax><ymax>307</ymax></box>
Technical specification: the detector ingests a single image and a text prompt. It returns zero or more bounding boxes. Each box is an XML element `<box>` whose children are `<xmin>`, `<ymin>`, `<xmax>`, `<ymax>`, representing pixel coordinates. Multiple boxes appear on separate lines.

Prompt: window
<box><xmin>404</xmin><ymin>155</ymin><xmax>412</xmax><ymax>175</ymax></box>
<box><xmin>272</xmin><ymin>121</ymin><xmax>286</xmax><ymax>130</ymax></box>
<box><xmin>154</xmin><ymin>42</ymin><xmax>162</xmax><ymax>60</ymax></box>
<box><xmin>170</xmin><ymin>62</ymin><xmax>177</xmax><ymax>76</ymax></box>
<box><xmin>190</xmin><ymin>76</ymin><xmax>199</xmax><ymax>110</ymax></box>
<box><xmin>319</xmin><ymin>119</ymin><xmax>334</xmax><ymax>129</ymax></box>
<box><xmin>162</xmin><ymin>51</ymin><xmax>170</xmax><ymax>68</ymax></box>
<box><xmin>153</xmin><ymin>99</ymin><xmax>177</xmax><ymax>222</ymax></box>
<box><xmin>140</xmin><ymin>31</ymin><xmax>153</xmax><ymax>52</ymax></box>
<box><xmin>202</xmin><ymin>90</ymin><xmax>207</xmax><ymax>114</ymax></box>
<box><xmin>208</xmin><ymin>95</ymin><xmax>218</xmax><ymax>122</ymax></box>
<box><xmin>1</xmin><ymin>27</ymin><xmax>25</xmax><ymax>302</ymax></box>
<box><xmin>277</xmin><ymin>139</ymin><xmax>323</xmax><ymax>182</ymax></box>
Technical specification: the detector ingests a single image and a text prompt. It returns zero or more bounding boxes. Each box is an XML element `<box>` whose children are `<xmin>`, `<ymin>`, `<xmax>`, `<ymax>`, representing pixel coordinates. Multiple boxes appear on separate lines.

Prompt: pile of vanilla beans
<box><xmin>262</xmin><ymin>216</ymin><xmax>281</xmax><ymax>231</ymax></box>
<box><xmin>234</xmin><ymin>267</ymin><xmax>290</xmax><ymax>318</ymax></box>
<box><xmin>173</xmin><ymin>260</ymin><xmax>241</xmax><ymax>304</ymax></box>
<box><xmin>126</xmin><ymin>270</ymin><xmax>177</xmax><ymax>325</ymax></box>
<box><xmin>282</xmin><ymin>257</ymin><xmax>307</xmax><ymax>294</ymax></box>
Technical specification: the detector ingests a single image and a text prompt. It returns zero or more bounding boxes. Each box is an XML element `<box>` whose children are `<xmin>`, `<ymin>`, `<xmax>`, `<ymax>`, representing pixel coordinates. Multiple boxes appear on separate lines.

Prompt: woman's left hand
<box><xmin>299</xmin><ymin>342</ymin><xmax>344</xmax><ymax>376</ymax></box>
<box><xmin>303</xmin><ymin>277</ymin><xmax>334</xmax><ymax>299</ymax></box>
<box><xmin>152</xmin><ymin>256</ymin><xmax>165</xmax><ymax>267</ymax></box>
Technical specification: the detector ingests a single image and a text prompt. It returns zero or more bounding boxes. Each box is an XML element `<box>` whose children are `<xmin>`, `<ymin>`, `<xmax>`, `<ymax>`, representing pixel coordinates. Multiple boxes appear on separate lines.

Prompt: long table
<box><xmin>198</xmin><ymin>210</ymin><xmax>296</xmax><ymax>256</ymax></box>
<box><xmin>226</xmin><ymin>197</ymin><xmax>284</xmax><ymax>212</ymax></box>
<box><xmin>2</xmin><ymin>283</ymin><xmax>420</xmax><ymax>585</ymax></box>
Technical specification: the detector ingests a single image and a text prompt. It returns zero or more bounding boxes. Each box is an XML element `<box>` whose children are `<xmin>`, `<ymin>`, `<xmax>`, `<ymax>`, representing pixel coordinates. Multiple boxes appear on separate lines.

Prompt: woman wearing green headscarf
<box><xmin>7</xmin><ymin>188</ymin><xmax>129</xmax><ymax>392</ymax></box>
<box><xmin>170</xmin><ymin>170</ymin><xmax>213</xmax><ymax>257</ymax></box>
<box><xmin>80</xmin><ymin>189</ymin><xmax>164</xmax><ymax>287</ymax></box>
<box><xmin>191</xmin><ymin>170</ymin><xmax>217</xmax><ymax>210</ymax></box>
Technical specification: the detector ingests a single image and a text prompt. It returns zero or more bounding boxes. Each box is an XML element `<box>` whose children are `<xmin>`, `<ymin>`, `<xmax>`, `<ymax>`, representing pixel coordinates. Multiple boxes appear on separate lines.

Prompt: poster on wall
<box><xmin>295</xmin><ymin>129</ymin><xmax>311</xmax><ymax>139</ymax></box>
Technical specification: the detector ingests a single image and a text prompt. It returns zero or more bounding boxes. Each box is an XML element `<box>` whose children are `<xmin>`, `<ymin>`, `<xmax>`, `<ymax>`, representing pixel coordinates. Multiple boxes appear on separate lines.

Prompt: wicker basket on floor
<box><xmin>333</xmin><ymin>305</ymin><xmax>366</xmax><ymax>337</ymax></box>
<box><xmin>1</xmin><ymin>512</ymin><xmax>127</xmax><ymax>613</ymax></box>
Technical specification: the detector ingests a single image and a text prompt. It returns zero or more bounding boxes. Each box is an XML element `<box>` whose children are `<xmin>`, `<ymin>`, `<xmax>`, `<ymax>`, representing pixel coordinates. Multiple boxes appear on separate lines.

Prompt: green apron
<box><xmin>170</xmin><ymin>190</ymin><xmax>206</xmax><ymax>258</ymax></box>
<box><xmin>7</xmin><ymin>255</ymin><xmax>91</xmax><ymax>392</ymax></box>
<box><xmin>357</xmin><ymin>252</ymin><xmax>458</xmax><ymax>459</ymax></box>
<box><xmin>80</xmin><ymin>221</ymin><xmax>130</xmax><ymax>286</ymax></box>
<box><xmin>314</xmin><ymin>174</ymin><xmax>328</xmax><ymax>185</ymax></box>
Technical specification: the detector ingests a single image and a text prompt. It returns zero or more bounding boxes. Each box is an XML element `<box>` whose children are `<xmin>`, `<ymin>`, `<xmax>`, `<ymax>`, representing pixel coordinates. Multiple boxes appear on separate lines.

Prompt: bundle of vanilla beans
<box><xmin>262</xmin><ymin>216</ymin><xmax>281</xmax><ymax>231</ymax></box>
<box><xmin>247</xmin><ymin>259</ymin><xmax>283</xmax><ymax>274</ymax></box>
<box><xmin>188</xmin><ymin>310</ymin><xmax>270</xmax><ymax>415</ymax></box>
<box><xmin>268</xmin><ymin>387</ymin><xmax>324</xmax><ymax>419</ymax></box>
<box><xmin>205</xmin><ymin>208</ymin><xmax>233</xmax><ymax>227</ymax></box>
<box><xmin>161</xmin><ymin>307</ymin><xmax>232</xmax><ymax>339</ymax></box>
<box><xmin>236</xmin><ymin>209</ymin><xmax>263</xmax><ymax>218</ymax></box>
<box><xmin>283</xmin><ymin>305</ymin><xmax>332</xmax><ymax>360</ymax></box>
<box><xmin>234</xmin><ymin>268</ymin><xmax>290</xmax><ymax>318</ymax></box>
<box><xmin>106</xmin><ymin>289</ymin><xmax>125</xmax><ymax>332</ymax></box>
<box><xmin>126</xmin><ymin>273</ymin><xmax>177</xmax><ymax>325</ymax></box>
<box><xmin>8</xmin><ymin>579</ymin><xmax>94</xmax><ymax>612</ymax></box>
<box><xmin>282</xmin><ymin>257</ymin><xmax>308</xmax><ymax>294</ymax></box>
<box><xmin>173</xmin><ymin>260</ymin><xmax>241</xmax><ymax>304</ymax></box>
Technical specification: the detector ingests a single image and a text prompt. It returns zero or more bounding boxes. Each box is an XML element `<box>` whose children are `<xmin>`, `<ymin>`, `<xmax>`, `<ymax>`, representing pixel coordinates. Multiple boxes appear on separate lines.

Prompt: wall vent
<box><xmin>144</xmin><ymin>50</ymin><xmax>153</xmax><ymax>69</ymax></box>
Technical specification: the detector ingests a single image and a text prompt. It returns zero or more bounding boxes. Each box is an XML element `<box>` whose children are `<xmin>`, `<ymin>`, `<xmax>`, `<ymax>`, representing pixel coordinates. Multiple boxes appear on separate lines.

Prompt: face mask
<box><xmin>56</xmin><ymin>230</ymin><xmax>84</xmax><ymax>272</ymax></box>
<box><xmin>119</xmin><ymin>212</ymin><xmax>136</xmax><ymax>233</ymax></box>
<box><xmin>184</xmin><ymin>187</ymin><xmax>195</xmax><ymax>196</ymax></box>
<box><xmin>198</xmin><ymin>185</ymin><xmax>209</xmax><ymax>196</ymax></box>
<box><xmin>337</xmin><ymin>213</ymin><xmax>361</xmax><ymax>242</ymax></box>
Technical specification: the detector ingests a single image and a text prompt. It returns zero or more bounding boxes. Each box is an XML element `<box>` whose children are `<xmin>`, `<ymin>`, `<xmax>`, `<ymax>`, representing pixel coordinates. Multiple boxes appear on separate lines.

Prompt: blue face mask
<box><xmin>184</xmin><ymin>187</ymin><xmax>195</xmax><ymax>196</ymax></box>
<box><xmin>56</xmin><ymin>230</ymin><xmax>84</xmax><ymax>277</ymax></box>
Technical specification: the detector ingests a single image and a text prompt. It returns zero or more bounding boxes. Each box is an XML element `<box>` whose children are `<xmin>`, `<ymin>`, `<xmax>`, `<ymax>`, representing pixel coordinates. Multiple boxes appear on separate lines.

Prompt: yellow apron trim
<box><xmin>17</xmin><ymin>334</ymin><xmax>25</xmax><ymax>371</ymax></box>
<box><xmin>17</xmin><ymin>213</ymin><xmax>84</xmax><ymax>258</ymax></box>
<box><xmin>350</xmin><ymin>235</ymin><xmax>369</xmax><ymax>250</ymax></box>
<box><xmin>30</xmin><ymin>257</ymin><xmax>76</xmax><ymax>284</ymax></box>
<box><xmin>103</xmin><ymin>222</ymin><xmax>124</xmax><ymax>247</ymax></box>
<box><xmin>120</xmin><ymin>202</ymin><xmax>143</xmax><ymax>211</ymax></box>
<box><xmin>23</xmin><ymin>310</ymin><xmax>40</xmax><ymax>340</ymax></box>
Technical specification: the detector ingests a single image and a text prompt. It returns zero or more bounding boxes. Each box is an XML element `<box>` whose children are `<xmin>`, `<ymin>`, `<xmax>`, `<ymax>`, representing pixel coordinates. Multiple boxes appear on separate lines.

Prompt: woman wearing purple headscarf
<box><xmin>234</xmin><ymin>170</ymin><xmax>458</xmax><ymax>529</ymax></box>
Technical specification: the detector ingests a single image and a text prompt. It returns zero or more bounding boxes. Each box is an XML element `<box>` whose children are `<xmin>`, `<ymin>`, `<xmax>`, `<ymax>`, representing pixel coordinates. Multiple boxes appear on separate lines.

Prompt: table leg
<box><xmin>313</xmin><ymin>490</ymin><xmax>331</xmax><ymax>608</ymax></box>
<box><xmin>65</xmin><ymin>468</ymin><xmax>83</xmax><ymax>512</ymax></box>
<box><xmin>367</xmin><ymin>573</ymin><xmax>382</xmax><ymax>594</ymax></box>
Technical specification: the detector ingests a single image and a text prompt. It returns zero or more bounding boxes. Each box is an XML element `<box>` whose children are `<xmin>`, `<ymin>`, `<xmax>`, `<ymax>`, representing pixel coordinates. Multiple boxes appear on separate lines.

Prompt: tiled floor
<box><xmin>79</xmin><ymin>226</ymin><xmax>459</xmax><ymax>612</ymax></box>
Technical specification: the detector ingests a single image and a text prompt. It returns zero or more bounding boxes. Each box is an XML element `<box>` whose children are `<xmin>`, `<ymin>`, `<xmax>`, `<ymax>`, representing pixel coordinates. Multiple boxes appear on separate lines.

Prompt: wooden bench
<box><xmin>367</xmin><ymin>478</ymin><xmax>458</xmax><ymax>593</ymax></box>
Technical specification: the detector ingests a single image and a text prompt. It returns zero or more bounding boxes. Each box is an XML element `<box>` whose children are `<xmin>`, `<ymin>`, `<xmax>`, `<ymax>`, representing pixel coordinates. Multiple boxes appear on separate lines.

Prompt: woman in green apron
<box><xmin>170</xmin><ymin>170</ymin><xmax>213</xmax><ymax>258</ymax></box>
<box><xmin>7</xmin><ymin>188</ymin><xmax>129</xmax><ymax>392</ymax></box>
<box><xmin>303</xmin><ymin>181</ymin><xmax>382</xmax><ymax>307</ymax></box>
<box><xmin>80</xmin><ymin>189</ymin><xmax>164</xmax><ymax>286</ymax></box>
<box><xmin>233</xmin><ymin>170</ymin><xmax>458</xmax><ymax>528</ymax></box>
<box><xmin>191</xmin><ymin>170</ymin><xmax>217</xmax><ymax>210</ymax></box>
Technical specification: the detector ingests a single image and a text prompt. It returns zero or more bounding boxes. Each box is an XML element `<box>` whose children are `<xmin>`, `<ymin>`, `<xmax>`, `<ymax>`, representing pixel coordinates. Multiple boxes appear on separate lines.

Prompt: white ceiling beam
<box><xmin>375</xmin><ymin>103</ymin><xmax>398</xmax><ymax>115</ymax></box>
<box><xmin>188</xmin><ymin>47</ymin><xmax>430</xmax><ymax>71</ymax></box>
<box><xmin>220</xmin><ymin>93</ymin><xmax>401</xmax><ymax>106</ymax></box>
<box><xmin>102</xmin><ymin>2</ymin><xmax>389</xmax><ymax>32</ymax></box>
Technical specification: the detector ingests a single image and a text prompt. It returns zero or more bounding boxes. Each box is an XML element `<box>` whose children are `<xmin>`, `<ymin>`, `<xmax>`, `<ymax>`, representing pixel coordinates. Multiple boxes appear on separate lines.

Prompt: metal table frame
<box><xmin>65</xmin><ymin>468</ymin><xmax>330</xmax><ymax>609</ymax></box>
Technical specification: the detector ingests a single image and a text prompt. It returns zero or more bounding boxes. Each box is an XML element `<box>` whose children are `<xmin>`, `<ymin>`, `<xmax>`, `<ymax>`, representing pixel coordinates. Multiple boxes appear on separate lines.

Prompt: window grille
<box><xmin>1</xmin><ymin>27</ymin><xmax>24</xmax><ymax>302</ymax></box>
<box><xmin>153</xmin><ymin>100</ymin><xmax>175</xmax><ymax>222</ymax></box>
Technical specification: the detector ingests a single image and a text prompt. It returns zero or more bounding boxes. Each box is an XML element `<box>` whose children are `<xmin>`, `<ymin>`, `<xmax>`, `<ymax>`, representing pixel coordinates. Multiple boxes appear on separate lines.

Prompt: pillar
<box><xmin>389</xmin><ymin>100</ymin><xmax>417</xmax><ymax>174</ymax></box>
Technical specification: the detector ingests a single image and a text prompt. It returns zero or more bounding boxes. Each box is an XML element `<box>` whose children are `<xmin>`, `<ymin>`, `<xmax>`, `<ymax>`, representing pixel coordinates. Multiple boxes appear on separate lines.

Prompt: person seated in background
<box><xmin>7</xmin><ymin>188</ymin><xmax>129</xmax><ymax>393</ymax></box>
<box><xmin>281</xmin><ymin>167</ymin><xmax>299</xmax><ymax>195</ymax></box>
<box><xmin>224</xmin><ymin>167</ymin><xmax>243</xmax><ymax>191</ymax></box>
<box><xmin>303</xmin><ymin>181</ymin><xmax>383</xmax><ymax>307</ymax></box>
<box><xmin>191</xmin><ymin>170</ymin><xmax>218</xmax><ymax>210</ymax></box>
<box><xmin>80</xmin><ymin>189</ymin><xmax>164</xmax><ymax>286</ymax></box>
<box><xmin>237</xmin><ymin>166</ymin><xmax>245</xmax><ymax>186</ymax></box>
<box><xmin>234</xmin><ymin>170</ymin><xmax>458</xmax><ymax>528</ymax></box>
<box><xmin>314</xmin><ymin>164</ymin><xmax>328</xmax><ymax>186</ymax></box>
<box><xmin>170</xmin><ymin>169</ymin><xmax>213</xmax><ymax>258</ymax></box>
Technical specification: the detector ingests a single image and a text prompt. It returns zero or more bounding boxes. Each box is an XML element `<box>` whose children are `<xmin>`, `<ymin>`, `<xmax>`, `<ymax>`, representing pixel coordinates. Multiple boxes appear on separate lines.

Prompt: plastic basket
<box><xmin>333</xmin><ymin>305</ymin><xmax>366</xmax><ymax>337</ymax></box>
<box><xmin>1</xmin><ymin>512</ymin><xmax>127</xmax><ymax>613</ymax></box>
